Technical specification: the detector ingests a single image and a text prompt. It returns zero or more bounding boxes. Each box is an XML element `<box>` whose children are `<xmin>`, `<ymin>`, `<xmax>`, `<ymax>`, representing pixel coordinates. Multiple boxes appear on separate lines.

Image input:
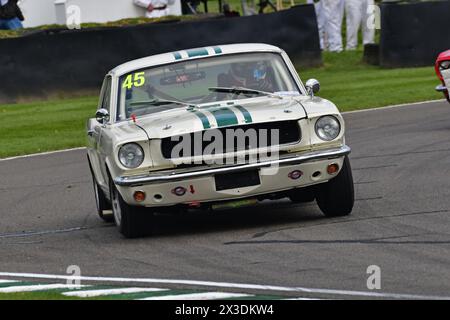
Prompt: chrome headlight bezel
<box><xmin>315</xmin><ymin>116</ymin><xmax>341</xmax><ymax>141</ymax></box>
<box><xmin>118</xmin><ymin>143</ymin><xmax>145</xmax><ymax>169</ymax></box>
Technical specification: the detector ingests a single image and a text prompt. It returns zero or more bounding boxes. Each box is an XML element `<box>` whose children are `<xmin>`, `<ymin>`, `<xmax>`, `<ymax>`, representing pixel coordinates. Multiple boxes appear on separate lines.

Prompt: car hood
<box><xmin>129</xmin><ymin>96</ymin><xmax>309</xmax><ymax>139</ymax></box>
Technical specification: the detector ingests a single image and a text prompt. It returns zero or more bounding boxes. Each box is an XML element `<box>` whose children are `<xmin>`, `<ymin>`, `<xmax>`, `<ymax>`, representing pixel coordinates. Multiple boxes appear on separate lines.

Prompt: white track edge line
<box><xmin>342</xmin><ymin>99</ymin><xmax>445</xmax><ymax>114</ymax></box>
<box><xmin>62</xmin><ymin>287</ymin><xmax>168</xmax><ymax>297</ymax></box>
<box><xmin>0</xmin><ymin>147</ymin><xmax>86</xmax><ymax>162</ymax></box>
<box><xmin>0</xmin><ymin>283</ymin><xmax>89</xmax><ymax>293</ymax></box>
<box><xmin>140</xmin><ymin>292</ymin><xmax>252</xmax><ymax>300</ymax></box>
<box><xmin>0</xmin><ymin>280</ymin><xmax>18</xmax><ymax>284</ymax></box>
<box><xmin>0</xmin><ymin>272</ymin><xmax>448</xmax><ymax>300</ymax></box>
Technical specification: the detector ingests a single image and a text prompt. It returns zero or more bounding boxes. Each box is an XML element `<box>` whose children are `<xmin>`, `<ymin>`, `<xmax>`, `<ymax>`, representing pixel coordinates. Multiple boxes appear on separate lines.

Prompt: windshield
<box><xmin>116</xmin><ymin>52</ymin><xmax>300</xmax><ymax>121</ymax></box>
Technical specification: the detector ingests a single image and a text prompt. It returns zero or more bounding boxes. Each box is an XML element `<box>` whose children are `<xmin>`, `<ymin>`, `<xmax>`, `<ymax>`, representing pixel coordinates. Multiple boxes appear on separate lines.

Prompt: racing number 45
<box><xmin>123</xmin><ymin>72</ymin><xmax>146</xmax><ymax>89</ymax></box>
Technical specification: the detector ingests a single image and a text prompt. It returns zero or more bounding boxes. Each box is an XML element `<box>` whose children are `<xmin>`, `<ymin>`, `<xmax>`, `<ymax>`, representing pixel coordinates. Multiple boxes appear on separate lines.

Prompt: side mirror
<box><xmin>305</xmin><ymin>78</ymin><xmax>320</xmax><ymax>98</ymax></box>
<box><xmin>96</xmin><ymin>108</ymin><xmax>110</xmax><ymax>124</ymax></box>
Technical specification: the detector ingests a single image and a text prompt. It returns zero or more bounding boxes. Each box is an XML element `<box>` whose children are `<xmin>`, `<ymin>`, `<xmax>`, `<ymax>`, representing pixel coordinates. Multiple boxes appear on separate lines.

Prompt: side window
<box><xmin>98</xmin><ymin>76</ymin><xmax>112</xmax><ymax>111</ymax></box>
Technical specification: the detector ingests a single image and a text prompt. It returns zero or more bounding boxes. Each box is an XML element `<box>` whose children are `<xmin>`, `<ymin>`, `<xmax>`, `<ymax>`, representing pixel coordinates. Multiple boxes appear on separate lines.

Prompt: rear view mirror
<box><xmin>305</xmin><ymin>78</ymin><xmax>320</xmax><ymax>98</ymax></box>
<box><xmin>160</xmin><ymin>71</ymin><xmax>206</xmax><ymax>86</ymax></box>
<box><xmin>96</xmin><ymin>108</ymin><xmax>110</xmax><ymax>124</ymax></box>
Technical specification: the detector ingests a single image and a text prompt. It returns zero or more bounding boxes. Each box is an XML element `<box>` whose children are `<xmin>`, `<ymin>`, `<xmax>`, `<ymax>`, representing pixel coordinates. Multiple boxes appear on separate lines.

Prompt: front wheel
<box><xmin>110</xmin><ymin>179</ymin><xmax>154</xmax><ymax>238</ymax></box>
<box><xmin>93</xmin><ymin>180</ymin><xmax>114</xmax><ymax>222</ymax></box>
<box><xmin>316</xmin><ymin>156</ymin><xmax>354</xmax><ymax>217</ymax></box>
<box><xmin>88</xmin><ymin>157</ymin><xmax>113</xmax><ymax>222</ymax></box>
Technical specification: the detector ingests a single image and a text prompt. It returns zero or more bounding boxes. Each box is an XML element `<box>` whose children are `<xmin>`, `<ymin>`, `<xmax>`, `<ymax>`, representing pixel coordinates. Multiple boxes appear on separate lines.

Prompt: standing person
<box><xmin>307</xmin><ymin>0</ymin><xmax>325</xmax><ymax>50</ymax></box>
<box><xmin>0</xmin><ymin>0</ymin><xmax>24</xmax><ymax>30</ymax></box>
<box><xmin>321</xmin><ymin>0</ymin><xmax>344</xmax><ymax>52</ymax></box>
<box><xmin>345</xmin><ymin>0</ymin><xmax>375</xmax><ymax>50</ymax></box>
<box><xmin>134</xmin><ymin>0</ymin><xmax>170</xmax><ymax>18</ymax></box>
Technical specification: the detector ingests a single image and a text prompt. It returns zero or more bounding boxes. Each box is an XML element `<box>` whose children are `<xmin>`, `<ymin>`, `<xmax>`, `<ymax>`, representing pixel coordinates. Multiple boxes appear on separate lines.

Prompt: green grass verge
<box><xmin>0</xmin><ymin>50</ymin><xmax>442</xmax><ymax>159</ymax></box>
<box><xmin>0</xmin><ymin>96</ymin><xmax>96</xmax><ymax>158</ymax></box>
<box><xmin>300</xmin><ymin>50</ymin><xmax>441</xmax><ymax>111</ymax></box>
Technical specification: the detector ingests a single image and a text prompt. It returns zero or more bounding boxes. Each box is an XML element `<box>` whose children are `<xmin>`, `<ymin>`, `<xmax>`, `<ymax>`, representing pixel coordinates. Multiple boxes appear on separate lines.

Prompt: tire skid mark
<box><xmin>226</xmin><ymin>232</ymin><xmax>450</xmax><ymax>246</ymax></box>
<box><xmin>0</xmin><ymin>226</ymin><xmax>88</xmax><ymax>239</ymax></box>
<box><xmin>351</xmin><ymin>147</ymin><xmax>450</xmax><ymax>160</ymax></box>
<box><xmin>224</xmin><ymin>238</ymin><xmax>450</xmax><ymax>246</ymax></box>
<box><xmin>356</xmin><ymin>196</ymin><xmax>383</xmax><ymax>201</ymax></box>
<box><xmin>1</xmin><ymin>241</ymin><xmax>44</xmax><ymax>245</ymax></box>
<box><xmin>251</xmin><ymin>209</ymin><xmax>450</xmax><ymax>239</ymax></box>
<box><xmin>352</xmin><ymin>164</ymin><xmax>397</xmax><ymax>171</ymax></box>
<box><xmin>0</xmin><ymin>179</ymin><xmax>90</xmax><ymax>191</ymax></box>
<box><xmin>354</xmin><ymin>181</ymin><xmax>378</xmax><ymax>185</ymax></box>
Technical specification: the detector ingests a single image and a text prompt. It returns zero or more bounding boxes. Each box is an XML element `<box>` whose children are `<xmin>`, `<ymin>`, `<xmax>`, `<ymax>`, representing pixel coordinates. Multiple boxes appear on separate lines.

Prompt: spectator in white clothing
<box><xmin>345</xmin><ymin>0</ymin><xmax>375</xmax><ymax>50</ymax></box>
<box><xmin>321</xmin><ymin>0</ymin><xmax>344</xmax><ymax>52</ymax></box>
<box><xmin>134</xmin><ymin>0</ymin><xmax>170</xmax><ymax>18</ymax></box>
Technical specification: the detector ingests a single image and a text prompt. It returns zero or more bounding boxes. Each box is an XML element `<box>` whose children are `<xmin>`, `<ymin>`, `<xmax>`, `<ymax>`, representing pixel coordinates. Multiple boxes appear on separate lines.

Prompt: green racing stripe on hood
<box><xmin>189</xmin><ymin>110</ymin><xmax>211</xmax><ymax>129</ymax></box>
<box><xmin>234</xmin><ymin>105</ymin><xmax>253</xmax><ymax>124</ymax></box>
<box><xmin>204</xmin><ymin>106</ymin><xmax>238</xmax><ymax>127</ymax></box>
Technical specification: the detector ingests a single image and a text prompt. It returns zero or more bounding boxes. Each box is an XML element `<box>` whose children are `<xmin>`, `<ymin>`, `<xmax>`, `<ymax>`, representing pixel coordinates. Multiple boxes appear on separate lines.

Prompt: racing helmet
<box><xmin>230</xmin><ymin>61</ymin><xmax>268</xmax><ymax>82</ymax></box>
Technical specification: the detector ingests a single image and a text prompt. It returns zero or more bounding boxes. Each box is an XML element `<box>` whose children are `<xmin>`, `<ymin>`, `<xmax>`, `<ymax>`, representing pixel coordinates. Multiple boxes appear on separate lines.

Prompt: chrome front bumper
<box><xmin>114</xmin><ymin>145</ymin><xmax>351</xmax><ymax>187</ymax></box>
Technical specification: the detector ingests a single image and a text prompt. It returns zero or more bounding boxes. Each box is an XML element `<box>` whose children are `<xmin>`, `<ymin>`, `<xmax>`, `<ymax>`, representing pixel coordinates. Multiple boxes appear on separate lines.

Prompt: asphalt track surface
<box><xmin>1</xmin><ymin>100</ymin><xmax>450</xmax><ymax>299</ymax></box>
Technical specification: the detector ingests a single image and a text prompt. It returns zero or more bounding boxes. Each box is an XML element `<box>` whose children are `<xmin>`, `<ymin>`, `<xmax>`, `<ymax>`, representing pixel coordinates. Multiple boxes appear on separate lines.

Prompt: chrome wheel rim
<box><xmin>112</xmin><ymin>187</ymin><xmax>122</xmax><ymax>227</ymax></box>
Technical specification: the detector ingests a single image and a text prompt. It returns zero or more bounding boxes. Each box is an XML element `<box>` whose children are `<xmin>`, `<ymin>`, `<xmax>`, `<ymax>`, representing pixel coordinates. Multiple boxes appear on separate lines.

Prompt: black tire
<box><xmin>109</xmin><ymin>178</ymin><xmax>154</xmax><ymax>238</ymax></box>
<box><xmin>87</xmin><ymin>157</ymin><xmax>113</xmax><ymax>222</ymax></box>
<box><xmin>316</xmin><ymin>156</ymin><xmax>354</xmax><ymax>217</ymax></box>
<box><xmin>93</xmin><ymin>180</ymin><xmax>114</xmax><ymax>223</ymax></box>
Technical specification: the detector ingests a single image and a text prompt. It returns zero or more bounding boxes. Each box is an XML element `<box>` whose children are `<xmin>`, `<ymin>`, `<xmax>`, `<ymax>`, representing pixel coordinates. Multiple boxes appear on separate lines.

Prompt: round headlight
<box><xmin>315</xmin><ymin>116</ymin><xmax>341</xmax><ymax>141</ymax></box>
<box><xmin>119</xmin><ymin>143</ymin><xmax>144</xmax><ymax>168</ymax></box>
<box><xmin>440</xmin><ymin>60</ymin><xmax>450</xmax><ymax>70</ymax></box>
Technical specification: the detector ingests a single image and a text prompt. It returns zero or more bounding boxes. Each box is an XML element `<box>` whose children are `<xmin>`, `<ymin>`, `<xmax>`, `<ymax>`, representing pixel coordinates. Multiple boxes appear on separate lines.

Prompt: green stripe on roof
<box><xmin>213</xmin><ymin>46</ymin><xmax>222</xmax><ymax>54</ymax></box>
<box><xmin>186</xmin><ymin>48</ymin><xmax>209</xmax><ymax>58</ymax></box>
<box><xmin>234</xmin><ymin>105</ymin><xmax>253</xmax><ymax>123</ymax></box>
<box><xmin>173</xmin><ymin>52</ymin><xmax>182</xmax><ymax>60</ymax></box>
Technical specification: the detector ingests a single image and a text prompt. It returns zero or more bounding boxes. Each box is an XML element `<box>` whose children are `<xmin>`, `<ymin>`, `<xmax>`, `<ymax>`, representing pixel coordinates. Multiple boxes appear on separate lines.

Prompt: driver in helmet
<box><xmin>218</xmin><ymin>61</ymin><xmax>274</xmax><ymax>92</ymax></box>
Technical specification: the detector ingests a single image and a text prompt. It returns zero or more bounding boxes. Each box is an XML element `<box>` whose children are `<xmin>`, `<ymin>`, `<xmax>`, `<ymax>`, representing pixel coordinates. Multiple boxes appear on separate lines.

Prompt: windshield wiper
<box><xmin>208</xmin><ymin>86</ymin><xmax>273</xmax><ymax>97</ymax></box>
<box><xmin>130</xmin><ymin>98</ymin><xmax>192</xmax><ymax>107</ymax></box>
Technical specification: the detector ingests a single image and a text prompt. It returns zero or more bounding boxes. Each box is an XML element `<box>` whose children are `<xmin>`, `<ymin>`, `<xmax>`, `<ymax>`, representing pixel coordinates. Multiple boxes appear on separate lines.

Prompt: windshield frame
<box><xmin>114</xmin><ymin>51</ymin><xmax>305</xmax><ymax>122</ymax></box>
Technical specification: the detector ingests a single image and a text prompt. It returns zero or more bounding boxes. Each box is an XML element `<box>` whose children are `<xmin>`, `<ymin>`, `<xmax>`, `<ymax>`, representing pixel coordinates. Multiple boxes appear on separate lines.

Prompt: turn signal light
<box><xmin>327</xmin><ymin>163</ymin><xmax>339</xmax><ymax>175</ymax></box>
<box><xmin>172</xmin><ymin>186</ymin><xmax>187</xmax><ymax>196</ymax></box>
<box><xmin>133</xmin><ymin>191</ymin><xmax>146</xmax><ymax>202</ymax></box>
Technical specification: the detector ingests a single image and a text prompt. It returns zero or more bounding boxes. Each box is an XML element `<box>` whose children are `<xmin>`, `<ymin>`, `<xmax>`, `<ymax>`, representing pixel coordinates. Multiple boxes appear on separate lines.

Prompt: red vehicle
<box><xmin>435</xmin><ymin>49</ymin><xmax>450</xmax><ymax>102</ymax></box>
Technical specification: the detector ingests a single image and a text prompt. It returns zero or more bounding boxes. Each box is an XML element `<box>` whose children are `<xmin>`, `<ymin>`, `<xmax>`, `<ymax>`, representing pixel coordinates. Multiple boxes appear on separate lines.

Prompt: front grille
<box><xmin>161</xmin><ymin>120</ymin><xmax>301</xmax><ymax>159</ymax></box>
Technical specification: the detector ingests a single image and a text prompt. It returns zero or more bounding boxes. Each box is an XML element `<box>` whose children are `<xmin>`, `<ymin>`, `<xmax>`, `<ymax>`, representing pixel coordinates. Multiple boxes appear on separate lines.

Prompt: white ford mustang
<box><xmin>86</xmin><ymin>43</ymin><xmax>354</xmax><ymax>238</ymax></box>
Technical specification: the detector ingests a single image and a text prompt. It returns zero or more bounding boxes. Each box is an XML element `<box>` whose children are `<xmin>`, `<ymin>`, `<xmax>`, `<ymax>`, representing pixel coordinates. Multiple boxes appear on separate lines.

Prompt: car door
<box><xmin>87</xmin><ymin>76</ymin><xmax>112</xmax><ymax>192</ymax></box>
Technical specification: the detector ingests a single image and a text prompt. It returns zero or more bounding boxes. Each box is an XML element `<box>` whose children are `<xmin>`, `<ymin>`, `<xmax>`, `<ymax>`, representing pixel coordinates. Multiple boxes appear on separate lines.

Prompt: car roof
<box><xmin>109</xmin><ymin>43</ymin><xmax>283</xmax><ymax>77</ymax></box>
